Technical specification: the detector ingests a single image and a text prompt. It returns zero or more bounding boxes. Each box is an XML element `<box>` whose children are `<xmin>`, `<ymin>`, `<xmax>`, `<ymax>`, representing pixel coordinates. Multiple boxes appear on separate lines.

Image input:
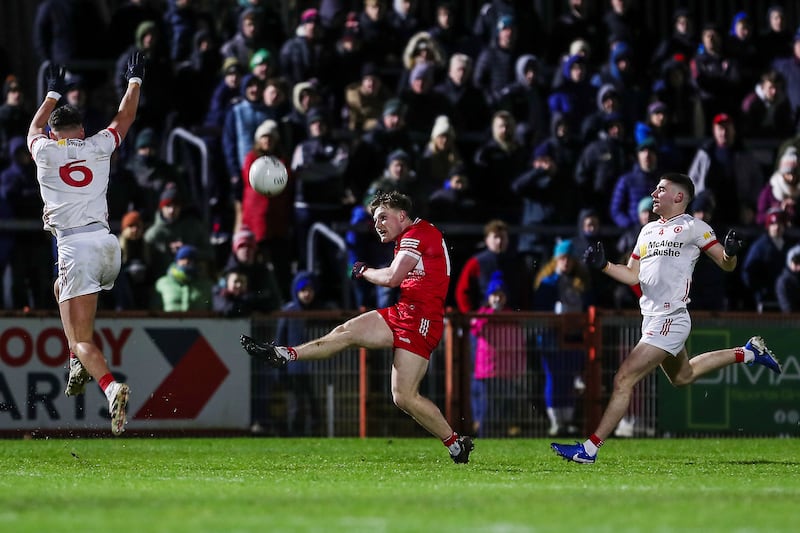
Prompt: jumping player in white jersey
<box><xmin>551</xmin><ymin>173</ymin><xmax>783</xmax><ymax>464</ymax></box>
<box><xmin>26</xmin><ymin>53</ymin><xmax>144</xmax><ymax>435</ymax></box>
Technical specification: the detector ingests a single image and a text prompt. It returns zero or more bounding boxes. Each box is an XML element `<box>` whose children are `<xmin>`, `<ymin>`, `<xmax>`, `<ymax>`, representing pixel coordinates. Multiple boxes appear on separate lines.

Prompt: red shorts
<box><xmin>376</xmin><ymin>302</ymin><xmax>443</xmax><ymax>360</ymax></box>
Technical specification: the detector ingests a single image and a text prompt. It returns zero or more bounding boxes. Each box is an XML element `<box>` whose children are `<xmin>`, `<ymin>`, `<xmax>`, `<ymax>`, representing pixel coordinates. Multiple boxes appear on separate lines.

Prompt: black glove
<box><xmin>723</xmin><ymin>229</ymin><xmax>742</xmax><ymax>257</ymax></box>
<box><xmin>583</xmin><ymin>241</ymin><xmax>608</xmax><ymax>271</ymax></box>
<box><xmin>45</xmin><ymin>64</ymin><xmax>66</xmax><ymax>96</ymax></box>
<box><xmin>351</xmin><ymin>261</ymin><xmax>368</xmax><ymax>280</ymax></box>
<box><xmin>126</xmin><ymin>51</ymin><xmax>145</xmax><ymax>83</ymax></box>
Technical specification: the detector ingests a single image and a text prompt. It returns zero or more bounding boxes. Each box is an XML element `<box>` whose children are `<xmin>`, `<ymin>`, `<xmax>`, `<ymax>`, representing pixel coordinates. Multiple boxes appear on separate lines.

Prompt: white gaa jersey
<box><xmin>28</xmin><ymin>128</ymin><xmax>120</xmax><ymax>234</ymax></box>
<box><xmin>631</xmin><ymin>213</ymin><xmax>718</xmax><ymax>316</ymax></box>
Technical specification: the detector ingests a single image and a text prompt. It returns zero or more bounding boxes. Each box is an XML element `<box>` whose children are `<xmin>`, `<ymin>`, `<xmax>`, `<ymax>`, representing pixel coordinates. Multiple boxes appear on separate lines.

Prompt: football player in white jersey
<box><xmin>552</xmin><ymin>173</ymin><xmax>783</xmax><ymax>464</ymax></box>
<box><xmin>26</xmin><ymin>53</ymin><xmax>144</xmax><ymax>435</ymax></box>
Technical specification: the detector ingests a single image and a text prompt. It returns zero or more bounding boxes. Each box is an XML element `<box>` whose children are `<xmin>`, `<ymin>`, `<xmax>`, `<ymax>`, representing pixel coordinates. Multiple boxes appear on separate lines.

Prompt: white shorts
<box><xmin>56</xmin><ymin>230</ymin><xmax>121</xmax><ymax>303</ymax></box>
<box><xmin>639</xmin><ymin>309</ymin><xmax>691</xmax><ymax>356</ymax></box>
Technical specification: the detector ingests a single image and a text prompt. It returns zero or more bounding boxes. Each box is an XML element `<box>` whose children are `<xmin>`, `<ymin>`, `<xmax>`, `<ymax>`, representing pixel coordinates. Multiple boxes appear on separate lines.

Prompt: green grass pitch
<box><xmin>1</xmin><ymin>437</ymin><xmax>797</xmax><ymax>532</ymax></box>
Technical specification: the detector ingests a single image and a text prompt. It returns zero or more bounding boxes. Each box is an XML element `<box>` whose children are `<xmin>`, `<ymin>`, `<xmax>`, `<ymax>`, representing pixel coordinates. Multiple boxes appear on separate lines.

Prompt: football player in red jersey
<box><xmin>242</xmin><ymin>191</ymin><xmax>473</xmax><ymax>463</ymax></box>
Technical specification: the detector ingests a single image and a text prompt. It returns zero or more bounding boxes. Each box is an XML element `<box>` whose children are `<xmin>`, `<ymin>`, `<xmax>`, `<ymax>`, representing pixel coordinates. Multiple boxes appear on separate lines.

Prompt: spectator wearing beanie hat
<box><xmin>532</xmin><ymin>239</ymin><xmax>590</xmax><ymax>436</ymax></box>
<box><xmin>239</xmin><ymin>116</ymin><xmax>293</xmax><ymax>296</ymax></box>
<box><xmin>115</xmin><ymin>210</ymin><xmax>153</xmax><ymax>310</ymax></box>
<box><xmin>469</xmin><ymin>271</ymin><xmax>527</xmax><ymax>438</ymax></box>
<box><xmin>221</xmin><ymin>226</ymin><xmax>283</xmax><ymax>312</ymax></box>
<box><xmin>144</xmin><ymin>182</ymin><xmax>213</xmax><ymax>277</ymax></box>
<box><xmin>756</xmin><ymin>147</ymin><xmax>799</xmax><ymax>226</ymax></box>
<box><xmin>742</xmin><ymin>208</ymin><xmax>791</xmax><ymax>311</ymax></box>
<box><xmin>279</xmin><ymin>7</ymin><xmax>333</xmax><ymax>86</ymax></box>
<box><xmin>153</xmin><ymin>244</ymin><xmax>214</xmax><ymax>312</ymax></box>
<box><xmin>419</xmin><ymin>115</ymin><xmax>461</xmax><ymax>188</ymax></box>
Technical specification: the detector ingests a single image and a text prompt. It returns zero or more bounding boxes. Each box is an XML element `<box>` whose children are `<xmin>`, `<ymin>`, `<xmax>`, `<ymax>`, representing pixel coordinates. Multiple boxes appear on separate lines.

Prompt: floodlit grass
<box><xmin>0</xmin><ymin>437</ymin><xmax>797</xmax><ymax>532</ymax></box>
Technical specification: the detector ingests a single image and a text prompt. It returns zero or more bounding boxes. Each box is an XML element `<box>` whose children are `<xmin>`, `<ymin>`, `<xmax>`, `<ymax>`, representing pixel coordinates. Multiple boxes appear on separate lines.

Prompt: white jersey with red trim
<box><xmin>28</xmin><ymin>128</ymin><xmax>119</xmax><ymax>234</ymax></box>
<box><xmin>631</xmin><ymin>213</ymin><xmax>718</xmax><ymax>316</ymax></box>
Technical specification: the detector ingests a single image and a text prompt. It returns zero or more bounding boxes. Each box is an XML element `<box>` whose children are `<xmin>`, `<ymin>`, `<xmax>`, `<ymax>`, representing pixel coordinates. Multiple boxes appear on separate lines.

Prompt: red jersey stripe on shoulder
<box><xmin>28</xmin><ymin>134</ymin><xmax>46</xmax><ymax>153</ymax></box>
<box><xmin>631</xmin><ymin>253</ymin><xmax>640</xmax><ymax>260</ymax></box>
<box><xmin>107</xmin><ymin>127</ymin><xmax>121</xmax><ymax>148</ymax></box>
<box><xmin>701</xmin><ymin>239</ymin><xmax>719</xmax><ymax>251</ymax></box>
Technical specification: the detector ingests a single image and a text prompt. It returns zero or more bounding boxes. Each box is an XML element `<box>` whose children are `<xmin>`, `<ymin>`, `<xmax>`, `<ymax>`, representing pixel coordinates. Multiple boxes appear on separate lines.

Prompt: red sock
<box><xmin>287</xmin><ymin>347</ymin><xmax>298</xmax><ymax>361</ymax></box>
<box><xmin>98</xmin><ymin>373</ymin><xmax>115</xmax><ymax>391</ymax></box>
<box><xmin>734</xmin><ymin>347</ymin><xmax>745</xmax><ymax>363</ymax></box>
<box><xmin>589</xmin><ymin>434</ymin><xmax>604</xmax><ymax>448</ymax></box>
<box><xmin>442</xmin><ymin>432</ymin><xmax>459</xmax><ymax>447</ymax></box>
<box><xmin>69</xmin><ymin>351</ymin><xmax>77</xmax><ymax>360</ymax></box>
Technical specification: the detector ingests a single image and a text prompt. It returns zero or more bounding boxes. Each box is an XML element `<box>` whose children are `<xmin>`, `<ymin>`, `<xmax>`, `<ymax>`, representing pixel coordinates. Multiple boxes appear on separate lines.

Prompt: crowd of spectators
<box><xmin>2</xmin><ymin>0</ymin><xmax>800</xmax><ymax>315</ymax></box>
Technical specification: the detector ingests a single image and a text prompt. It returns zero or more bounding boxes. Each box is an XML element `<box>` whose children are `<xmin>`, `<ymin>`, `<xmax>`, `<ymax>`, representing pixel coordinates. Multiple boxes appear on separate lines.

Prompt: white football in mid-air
<box><xmin>249</xmin><ymin>155</ymin><xmax>288</xmax><ymax>197</ymax></box>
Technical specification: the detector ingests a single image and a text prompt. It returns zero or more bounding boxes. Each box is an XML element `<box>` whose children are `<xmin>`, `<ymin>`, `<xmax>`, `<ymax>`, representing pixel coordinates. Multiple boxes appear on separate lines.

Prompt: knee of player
<box><xmin>391</xmin><ymin>389</ymin><xmax>412</xmax><ymax>411</ymax></box>
<box><xmin>670</xmin><ymin>373</ymin><xmax>694</xmax><ymax>387</ymax></box>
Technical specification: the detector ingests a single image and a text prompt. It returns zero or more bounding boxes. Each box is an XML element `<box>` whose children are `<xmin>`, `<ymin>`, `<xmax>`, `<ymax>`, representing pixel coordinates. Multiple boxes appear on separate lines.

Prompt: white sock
<box><xmin>447</xmin><ymin>440</ymin><xmax>462</xmax><ymax>456</ymax></box>
<box><xmin>583</xmin><ymin>440</ymin><xmax>599</xmax><ymax>456</ymax></box>
<box><xmin>742</xmin><ymin>348</ymin><xmax>755</xmax><ymax>364</ymax></box>
<box><xmin>104</xmin><ymin>381</ymin><xmax>119</xmax><ymax>402</ymax></box>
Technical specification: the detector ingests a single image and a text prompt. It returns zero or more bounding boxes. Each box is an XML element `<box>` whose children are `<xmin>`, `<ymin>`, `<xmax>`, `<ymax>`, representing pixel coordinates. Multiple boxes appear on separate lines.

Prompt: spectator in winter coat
<box><xmin>548</xmin><ymin>53</ymin><xmax>596</xmax><ymax>135</ymax></box>
<box><xmin>687</xmin><ymin>113</ymin><xmax>764</xmax><ymax>226</ymax></box>
<box><xmin>220</xmin><ymin>8</ymin><xmax>262</xmax><ymax>72</ymax></box>
<box><xmin>455</xmin><ymin>219</ymin><xmax>528</xmax><ymax>312</ymax></box>
<box><xmin>757</xmin><ymin>5</ymin><xmax>793</xmax><ymax>67</ymax></box>
<box><xmin>222</xmin><ymin>227</ymin><xmax>283</xmax><ymax>312</ymax></box>
<box><xmin>741</xmin><ymin>209</ymin><xmax>792</xmax><ymax>311</ymax></box>
<box><xmin>740</xmin><ymin>70</ymin><xmax>794</xmax><ymax>139</ymax></box>
<box><xmin>433</xmin><ymin>53</ymin><xmax>491</xmax><ymax>140</ymax></box>
<box><xmin>609</xmin><ymin>138</ymin><xmax>659</xmax><ymax>229</ymax></box>
<box><xmin>775</xmin><ymin>244</ymin><xmax>800</xmax><ymax>313</ymax></box>
<box><xmin>574</xmin><ymin>112</ymin><xmax>632</xmax><ymax>220</ymax></box>
<box><xmin>756</xmin><ymin>147</ymin><xmax>799</xmax><ymax>227</ymax></box>
<box><xmin>771</xmin><ymin>29</ymin><xmax>800</xmax><ymax>128</ymax></box>
<box><xmin>470</xmin><ymin>273</ymin><xmax>527</xmax><ymax>438</ymax></box>
<box><xmin>213</xmin><ymin>267</ymin><xmax>255</xmax><ymax>317</ymax></box>
<box><xmin>473</xmin><ymin>15</ymin><xmax>518</xmax><ymax>108</ymax></box>
<box><xmin>153</xmin><ymin>244</ymin><xmax>213</xmax><ymax>311</ymax></box>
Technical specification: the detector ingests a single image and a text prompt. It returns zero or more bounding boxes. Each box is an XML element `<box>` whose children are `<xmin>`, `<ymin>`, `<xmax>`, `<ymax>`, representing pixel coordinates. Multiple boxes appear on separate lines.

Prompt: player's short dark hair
<box><xmin>662</xmin><ymin>172</ymin><xmax>695</xmax><ymax>202</ymax></box>
<box><xmin>48</xmin><ymin>104</ymin><xmax>83</xmax><ymax>131</ymax></box>
<box><xmin>368</xmin><ymin>190</ymin><xmax>413</xmax><ymax>216</ymax></box>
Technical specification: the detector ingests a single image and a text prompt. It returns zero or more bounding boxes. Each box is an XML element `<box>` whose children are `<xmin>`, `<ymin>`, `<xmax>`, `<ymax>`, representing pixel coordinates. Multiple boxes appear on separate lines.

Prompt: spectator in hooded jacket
<box><xmin>275</xmin><ymin>271</ymin><xmax>331</xmax><ymax>436</ymax></box>
<box><xmin>548</xmin><ymin>53</ymin><xmax>596</xmax><ymax>134</ymax></box>
<box><xmin>115</xmin><ymin>20</ymin><xmax>175</xmax><ymax>141</ymax></box>
<box><xmin>220</xmin><ymin>8</ymin><xmax>263</xmax><ymax>71</ymax></box>
<box><xmin>153</xmin><ymin>244</ymin><xmax>214</xmax><ymax>311</ymax></box>
<box><xmin>279</xmin><ymin>8</ymin><xmax>336</xmax><ymax>86</ymax></box>
<box><xmin>473</xmin><ymin>15</ymin><xmax>519</xmax><ymax>108</ymax></box>
<box><xmin>775</xmin><ymin>244</ymin><xmax>800</xmax><ymax>313</ymax></box>
<box><xmin>497</xmin><ymin>54</ymin><xmax>549</xmax><ymax>149</ymax></box>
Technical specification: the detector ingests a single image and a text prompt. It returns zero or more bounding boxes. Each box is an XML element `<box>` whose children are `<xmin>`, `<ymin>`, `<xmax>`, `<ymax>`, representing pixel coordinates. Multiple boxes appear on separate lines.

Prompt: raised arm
<box><xmin>28</xmin><ymin>64</ymin><xmax>65</xmax><ymax>139</ymax></box>
<box><xmin>108</xmin><ymin>52</ymin><xmax>145</xmax><ymax>141</ymax></box>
